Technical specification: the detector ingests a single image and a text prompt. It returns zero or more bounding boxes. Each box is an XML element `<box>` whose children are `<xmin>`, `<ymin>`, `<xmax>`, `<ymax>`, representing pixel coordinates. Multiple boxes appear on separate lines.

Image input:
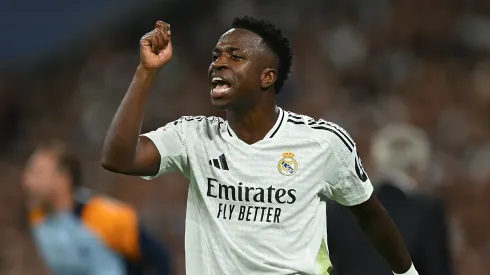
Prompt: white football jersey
<box><xmin>141</xmin><ymin>107</ymin><xmax>373</xmax><ymax>275</ymax></box>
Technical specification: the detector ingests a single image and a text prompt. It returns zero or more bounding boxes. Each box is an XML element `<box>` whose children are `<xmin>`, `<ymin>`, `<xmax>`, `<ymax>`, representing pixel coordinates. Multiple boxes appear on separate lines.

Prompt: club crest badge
<box><xmin>277</xmin><ymin>152</ymin><xmax>298</xmax><ymax>176</ymax></box>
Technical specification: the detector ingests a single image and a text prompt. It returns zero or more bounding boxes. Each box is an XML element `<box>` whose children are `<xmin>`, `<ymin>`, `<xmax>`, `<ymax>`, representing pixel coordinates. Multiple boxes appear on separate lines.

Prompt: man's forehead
<box><xmin>30</xmin><ymin>150</ymin><xmax>57</xmax><ymax>164</ymax></box>
<box><xmin>215</xmin><ymin>28</ymin><xmax>263</xmax><ymax>50</ymax></box>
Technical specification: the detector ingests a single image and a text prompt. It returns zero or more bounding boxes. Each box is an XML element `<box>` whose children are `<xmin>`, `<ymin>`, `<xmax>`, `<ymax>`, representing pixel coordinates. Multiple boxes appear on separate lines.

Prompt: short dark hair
<box><xmin>38</xmin><ymin>141</ymin><xmax>82</xmax><ymax>189</ymax></box>
<box><xmin>231</xmin><ymin>16</ymin><xmax>293</xmax><ymax>93</ymax></box>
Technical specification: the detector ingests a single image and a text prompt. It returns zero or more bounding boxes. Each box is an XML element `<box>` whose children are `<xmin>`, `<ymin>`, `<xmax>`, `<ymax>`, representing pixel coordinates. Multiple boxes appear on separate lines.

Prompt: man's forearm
<box><xmin>349</xmin><ymin>196</ymin><xmax>413</xmax><ymax>274</ymax></box>
<box><xmin>101</xmin><ymin>65</ymin><xmax>156</xmax><ymax>170</ymax></box>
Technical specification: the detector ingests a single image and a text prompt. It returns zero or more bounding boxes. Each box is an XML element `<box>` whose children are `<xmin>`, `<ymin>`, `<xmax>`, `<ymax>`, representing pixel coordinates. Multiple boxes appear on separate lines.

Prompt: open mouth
<box><xmin>211</xmin><ymin>77</ymin><xmax>232</xmax><ymax>97</ymax></box>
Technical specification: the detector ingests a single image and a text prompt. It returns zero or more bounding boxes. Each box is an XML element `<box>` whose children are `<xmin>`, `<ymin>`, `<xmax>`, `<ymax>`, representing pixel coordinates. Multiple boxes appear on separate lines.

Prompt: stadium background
<box><xmin>0</xmin><ymin>0</ymin><xmax>489</xmax><ymax>274</ymax></box>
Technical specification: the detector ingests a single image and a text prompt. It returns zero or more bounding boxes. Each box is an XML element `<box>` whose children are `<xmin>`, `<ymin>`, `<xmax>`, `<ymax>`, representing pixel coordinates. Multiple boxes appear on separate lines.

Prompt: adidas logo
<box><xmin>209</xmin><ymin>154</ymin><xmax>229</xmax><ymax>171</ymax></box>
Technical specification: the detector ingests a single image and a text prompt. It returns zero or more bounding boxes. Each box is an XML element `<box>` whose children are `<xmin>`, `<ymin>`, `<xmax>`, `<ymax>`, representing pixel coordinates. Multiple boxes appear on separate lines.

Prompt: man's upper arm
<box><xmin>140</xmin><ymin>117</ymin><xmax>190</xmax><ymax>179</ymax></box>
<box><xmin>320</xmin><ymin>125</ymin><xmax>374</xmax><ymax>206</ymax></box>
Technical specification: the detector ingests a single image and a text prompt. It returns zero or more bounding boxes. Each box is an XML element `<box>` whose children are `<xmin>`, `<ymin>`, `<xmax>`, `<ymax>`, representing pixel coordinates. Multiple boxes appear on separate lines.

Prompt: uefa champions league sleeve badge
<box><xmin>277</xmin><ymin>152</ymin><xmax>298</xmax><ymax>176</ymax></box>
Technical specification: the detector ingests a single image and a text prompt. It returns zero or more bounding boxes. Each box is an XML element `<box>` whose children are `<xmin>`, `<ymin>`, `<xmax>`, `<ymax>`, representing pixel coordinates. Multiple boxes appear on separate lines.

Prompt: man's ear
<box><xmin>261</xmin><ymin>67</ymin><xmax>277</xmax><ymax>89</ymax></box>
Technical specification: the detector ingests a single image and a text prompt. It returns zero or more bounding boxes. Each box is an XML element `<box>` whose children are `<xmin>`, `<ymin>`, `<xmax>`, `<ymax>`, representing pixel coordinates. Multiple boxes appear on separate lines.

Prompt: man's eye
<box><xmin>231</xmin><ymin>54</ymin><xmax>242</xmax><ymax>60</ymax></box>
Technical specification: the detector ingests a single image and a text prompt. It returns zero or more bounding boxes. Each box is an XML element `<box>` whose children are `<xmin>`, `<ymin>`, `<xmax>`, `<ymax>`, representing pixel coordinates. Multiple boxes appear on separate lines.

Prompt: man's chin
<box><xmin>211</xmin><ymin>98</ymin><xmax>232</xmax><ymax>110</ymax></box>
<box><xmin>210</xmin><ymin>91</ymin><xmax>235</xmax><ymax>109</ymax></box>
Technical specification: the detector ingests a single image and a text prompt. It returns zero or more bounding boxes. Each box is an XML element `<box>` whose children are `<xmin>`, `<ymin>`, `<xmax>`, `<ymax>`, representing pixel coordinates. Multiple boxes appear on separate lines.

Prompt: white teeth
<box><xmin>212</xmin><ymin>77</ymin><xmax>223</xmax><ymax>83</ymax></box>
<box><xmin>211</xmin><ymin>83</ymin><xmax>231</xmax><ymax>96</ymax></box>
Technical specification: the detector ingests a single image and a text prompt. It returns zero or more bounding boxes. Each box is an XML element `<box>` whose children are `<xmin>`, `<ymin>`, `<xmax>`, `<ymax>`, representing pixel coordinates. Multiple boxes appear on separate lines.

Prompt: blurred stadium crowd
<box><xmin>0</xmin><ymin>0</ymin><xmax>489</xmax><ymax>274</ymax></box>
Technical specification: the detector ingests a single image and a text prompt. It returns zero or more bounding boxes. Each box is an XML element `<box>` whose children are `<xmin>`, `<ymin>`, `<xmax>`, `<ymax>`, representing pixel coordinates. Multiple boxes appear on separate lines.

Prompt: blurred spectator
<box><xmin>24</xmin><ymin>141</ymin><xmax>171</xmax><ymax>275</ymax></box>
<box><xmin>328</xmin><ymin>124</ymin><xmax>452</xmax><ymax>275</ymax></box>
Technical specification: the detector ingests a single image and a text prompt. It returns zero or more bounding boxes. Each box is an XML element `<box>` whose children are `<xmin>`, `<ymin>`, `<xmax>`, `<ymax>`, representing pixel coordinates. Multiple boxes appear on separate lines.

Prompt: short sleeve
<box><xmin>140</xmin><ymin>118</ymin><xmax>190</xmax><ymax>179</ymax></box>
<box><xmin>322</xmin><ymin>136</ymin><xmax>374</xmax><ymax>206</ymax></box>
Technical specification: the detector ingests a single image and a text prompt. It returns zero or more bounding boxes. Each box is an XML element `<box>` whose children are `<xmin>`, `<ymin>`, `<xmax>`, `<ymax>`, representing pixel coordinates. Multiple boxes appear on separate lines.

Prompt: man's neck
<box><xmin>226</xmin><ymin>103</ymin><xmax>279</xmax><ymax>145</ymax></box>
<box><xmin>45</xmin><ymin>193</ymin><xmax>74</xmax><ymax>214</ymax></box>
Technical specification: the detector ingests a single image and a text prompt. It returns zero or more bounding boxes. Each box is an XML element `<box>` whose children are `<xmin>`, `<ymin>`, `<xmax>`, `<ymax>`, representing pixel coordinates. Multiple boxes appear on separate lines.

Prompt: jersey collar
<box><xmin>226</xmin><ymin>107</ymin><xmax>287</xmax><ymax>140</ymax></box>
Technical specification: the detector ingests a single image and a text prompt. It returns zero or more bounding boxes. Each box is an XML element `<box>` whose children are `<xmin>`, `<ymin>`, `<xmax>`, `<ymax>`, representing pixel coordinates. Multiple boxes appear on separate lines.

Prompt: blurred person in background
<box><xmin>328</xmin><ymin>123</ymin><xmax>452</xmax><ymax>275</ymax></box>
<box><xmin>102</xmin><ymin>17</ymin><xmax>420</xmax><ymax>275</ymax></box>
<box><xmin>23</xmin><ymin>141</ymin><xmax>172</xmax><ymax>275</ymax></box>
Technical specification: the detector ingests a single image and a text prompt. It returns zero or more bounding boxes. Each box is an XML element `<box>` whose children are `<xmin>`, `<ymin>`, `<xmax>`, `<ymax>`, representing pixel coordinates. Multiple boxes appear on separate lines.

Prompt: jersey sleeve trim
<box><xmin>328</xmin><ymin>138</ymin><xmax>374</xmax><ymax>206</ymax></box>
<box><xmin>139</xmin><ymin>133</ymin><xmax>186</xmax><ymax>180</ymax></box>
<box><xmin>330</xmin><ymin>184</ymin><xmax>374</xmax><ymax>206</ymax></box>
<box><xmin>140</xmin><ymin>116</ymin><xmax>205</xmax><ymax>180</ymax></box>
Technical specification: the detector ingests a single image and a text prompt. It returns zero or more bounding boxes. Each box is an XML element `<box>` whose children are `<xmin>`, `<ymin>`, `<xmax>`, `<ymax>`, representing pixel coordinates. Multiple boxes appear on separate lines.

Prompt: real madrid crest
<box><xmin>277</xmin><ymin>152</ymin><xmax>298</xmax><ymax>176</ymax></box>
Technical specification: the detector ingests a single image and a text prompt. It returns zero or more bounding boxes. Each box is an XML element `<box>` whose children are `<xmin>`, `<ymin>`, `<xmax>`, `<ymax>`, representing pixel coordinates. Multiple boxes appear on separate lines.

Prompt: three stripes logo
<box><xmin>209</xmin><ymin>154</ymin><xmax>230</xmax><ymax>171</ymax></box>
<box><xmin>286</xmin><ymin>113</ymin><xmax>368</xmax><ymax>182</ymax></box>
<box><xmin>286</xmin><ymin>113</ymin><xmax>355</xmax><ymax>153</ymax></box>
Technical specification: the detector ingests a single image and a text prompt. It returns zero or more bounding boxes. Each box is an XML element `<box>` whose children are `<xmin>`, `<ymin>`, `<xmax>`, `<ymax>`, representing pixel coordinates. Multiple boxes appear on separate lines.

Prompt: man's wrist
<box><xmin>393</xmin><ymin>263</ymin><xmax>418</xmax><ymax>275</ymax></box>
<box><xmin>136</xmin><ymin>64</ymin><xmax>159</xmax><ymax>79</ymax></box>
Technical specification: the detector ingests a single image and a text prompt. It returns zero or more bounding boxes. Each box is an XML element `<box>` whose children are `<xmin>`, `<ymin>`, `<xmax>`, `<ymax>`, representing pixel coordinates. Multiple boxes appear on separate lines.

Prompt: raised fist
<box><xmin>139</xmin><ymin>21</ymin><xmax>172</xmax><ymax>71</ymax></box>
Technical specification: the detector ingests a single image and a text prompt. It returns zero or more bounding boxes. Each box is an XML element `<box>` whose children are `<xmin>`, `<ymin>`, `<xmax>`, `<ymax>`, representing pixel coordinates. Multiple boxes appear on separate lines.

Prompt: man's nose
<box><xmin>211</xmin><ymin>57</ymin><xmax>230</xmax><ymax>70</ymax></box>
